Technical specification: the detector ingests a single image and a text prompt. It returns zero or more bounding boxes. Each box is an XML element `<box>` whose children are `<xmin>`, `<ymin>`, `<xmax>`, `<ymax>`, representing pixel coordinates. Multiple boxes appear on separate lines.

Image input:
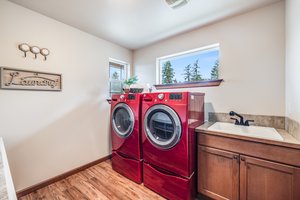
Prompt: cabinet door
<box><xmin>198</xmin><ymin>146</ymin><xmax>240</xmax><ymax>200</ymax></box>
<box><xmin>240</xmin><ymin>156</ymin><xmax>300</xmax><ymax>200</ymax></box>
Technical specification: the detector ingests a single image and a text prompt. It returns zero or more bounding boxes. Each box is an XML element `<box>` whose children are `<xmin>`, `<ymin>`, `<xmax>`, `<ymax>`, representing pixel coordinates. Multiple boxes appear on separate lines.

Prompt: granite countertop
<box><xmin>196</xmin><ymin>122</ymin><xmax>300</xmax><ymax>150</ymax></box>
<box><xmin>0</xmin><ymin>138</ymin><xmax>17</xmax><ymax>200</ymax></box>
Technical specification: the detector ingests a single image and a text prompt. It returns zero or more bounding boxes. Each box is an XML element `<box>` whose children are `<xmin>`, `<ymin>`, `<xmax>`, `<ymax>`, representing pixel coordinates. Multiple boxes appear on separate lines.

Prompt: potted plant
<box><xmin>123</xmin><ymin>76</ymin><xmax>138</xmax><ymax>93</ymax></box>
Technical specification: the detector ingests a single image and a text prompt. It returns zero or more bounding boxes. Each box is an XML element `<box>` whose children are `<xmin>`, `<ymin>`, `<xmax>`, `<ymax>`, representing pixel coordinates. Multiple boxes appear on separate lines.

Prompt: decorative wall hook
<box><xmin>18</xmin><ymin>43</ymin><xmax>50</xmax><ymax>61</ymax></box>
<box><xmin>18</xmin><ymin>43</ymin><xmax>30</xmax><ymax>57</ymax></box>
<box><xmin>40</xmin><ymin>48</ymin><xmax>50</xmax><ymax>60</ymax></box>
<box><xmin>30</xmin><ymin>46</ymin><xmax>40</xmax><ymax>59</ymax></box>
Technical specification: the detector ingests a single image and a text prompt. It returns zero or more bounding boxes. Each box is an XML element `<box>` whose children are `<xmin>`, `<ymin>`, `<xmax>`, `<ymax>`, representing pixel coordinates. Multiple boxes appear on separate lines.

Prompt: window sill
<box><xmin>154</xmin><ymin>79</ymin><xmax>223</xmax><ymax>90</ymax></box>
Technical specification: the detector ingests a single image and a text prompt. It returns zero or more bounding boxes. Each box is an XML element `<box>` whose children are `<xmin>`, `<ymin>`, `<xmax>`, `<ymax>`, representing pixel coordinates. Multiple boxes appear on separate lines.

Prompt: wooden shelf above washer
<box><xmin>154</xmin><ymin>79</ymin><xmax>223</xmax><ymax>90</ymax></box>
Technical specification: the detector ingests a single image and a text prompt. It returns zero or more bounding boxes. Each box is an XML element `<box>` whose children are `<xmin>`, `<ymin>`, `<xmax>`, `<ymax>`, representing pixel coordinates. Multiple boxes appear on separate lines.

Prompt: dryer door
<box><xmin>112</xmin><ymin>103</ymin><xmax>135</xmax><ymax>138</ymax></box>
<box><xmin>144</xmin><ymin>104</ymin><xmax>182</xmax><ymax>149</ymax></box>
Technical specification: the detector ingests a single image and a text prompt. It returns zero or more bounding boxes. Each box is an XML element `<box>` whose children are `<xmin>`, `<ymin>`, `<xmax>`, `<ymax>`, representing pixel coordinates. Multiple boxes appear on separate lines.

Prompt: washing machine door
<box><xmin>144</xmin><ymin>104</ymin><xmax>182</xmax><ymax>149</ymax></box>
<box><xmin>112</xmin><ymin>103</ymin><xmax>135</xmax><ymax>138</ymax></box>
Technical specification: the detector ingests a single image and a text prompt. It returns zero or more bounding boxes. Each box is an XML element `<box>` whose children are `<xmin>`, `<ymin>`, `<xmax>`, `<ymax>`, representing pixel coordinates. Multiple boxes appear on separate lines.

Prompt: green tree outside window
<box><xmin>183</xmin><ymin>64</ymin><xmax>192</xmax><ymax>82</ymax></box>
<box><xmin>162</xmin><ymin>61</ymin><xmax>175</xmax><ymax>84</ymax></box>
<box><xmin>211</xmin><ymin>60</ymin><xmax>219</xmax><ymax>80</ymax></box>
<box><xmin>191</xmin><ymin>59</ymin><xmax>203</xmax><ymax>81</ymax></box>
<box><xmin>112</xmin><ymin>72</ymin><xmax>119</xmax><ymax>80</ymax></box>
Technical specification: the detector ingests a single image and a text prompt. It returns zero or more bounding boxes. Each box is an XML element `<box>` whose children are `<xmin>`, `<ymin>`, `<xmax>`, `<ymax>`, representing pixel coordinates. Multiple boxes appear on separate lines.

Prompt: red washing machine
<box><xmin>110</xmin><ymin>93</ymin><xmax>143</xmax><ymax>184</ymax></box>
<box><xmin>142</xmin><ymin>92</ymin><xmax>205</xmax><ymax>200</ymax></box>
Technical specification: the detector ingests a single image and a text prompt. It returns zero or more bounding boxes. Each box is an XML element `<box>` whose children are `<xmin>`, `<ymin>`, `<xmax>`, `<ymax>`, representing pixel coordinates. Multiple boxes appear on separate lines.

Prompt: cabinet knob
<box><xmin>233</xmin><ymin>155</ymin><xmax>238</xmax><ymax>159</ymax></box>
<box><xmin>240</xmin><ymin>157</ymin><xmax>246</xmax><ymax>161</ymax></box>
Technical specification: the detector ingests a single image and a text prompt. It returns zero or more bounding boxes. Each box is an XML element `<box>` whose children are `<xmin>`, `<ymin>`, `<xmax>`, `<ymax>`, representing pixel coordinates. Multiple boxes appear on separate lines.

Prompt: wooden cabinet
<box><xmin>198</xmin><ymin>144</ymin><xmax>300</xmax><ymax>200</ymax></box>
<box><xmin>198</xmin><ymin>146</ymin><xmax>239</xmax><ymax>200</ymax></box>
<box><xmin>240</xmin><ymin>156</ymin><xmax>300</xmax><ymax>200</ymax></box>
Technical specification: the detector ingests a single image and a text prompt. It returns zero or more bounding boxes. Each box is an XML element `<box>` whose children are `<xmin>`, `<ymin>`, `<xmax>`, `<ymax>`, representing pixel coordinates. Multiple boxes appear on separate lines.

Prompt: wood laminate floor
<box><xmin>19</xmin><ymin>160</ymin><xmax>165</xmax><ymax>200</ymax></box>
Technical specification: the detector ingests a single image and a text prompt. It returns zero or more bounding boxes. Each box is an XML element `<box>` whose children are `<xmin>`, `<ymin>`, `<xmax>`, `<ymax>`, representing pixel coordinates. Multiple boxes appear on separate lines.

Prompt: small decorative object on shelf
<box><xmin>18</xmin><ymin>43</ymin><xmax>50</xmax><ymax>61</ymax></box>
<box><xmin>146</xmin><ymin>83</ymin><xmax>152</xmax><ymax>93</ymax></box>
<box><xmin>123</xmin><ymin>88</ymin><xmax>130</xmax><ymax>93</ymax></box>
<box><xmin>123</xmin><ymin>76</ymin><xmax>138</xmax><ymax>93</ymax></box>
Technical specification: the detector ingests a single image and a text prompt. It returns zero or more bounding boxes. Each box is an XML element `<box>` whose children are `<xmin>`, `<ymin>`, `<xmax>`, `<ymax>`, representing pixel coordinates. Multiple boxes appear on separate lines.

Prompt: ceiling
<box><xmin>8</xmin><ymin>0</ymin><xmax>281</xmax><ymax>50</ymax></box>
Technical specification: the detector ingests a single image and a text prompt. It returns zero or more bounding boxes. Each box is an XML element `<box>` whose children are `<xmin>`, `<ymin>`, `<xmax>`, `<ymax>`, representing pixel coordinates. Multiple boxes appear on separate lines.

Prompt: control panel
<box><xmin>143</xmin><ymin>92</ymin><xmax>185</xmax><ymax>102</ymax></box>
<box><xmin>128</xmin><ymin>94</ymin><xmax>136</xmax><ymax>100</ymax></box>
<box><xmin>152</xmin><ymin>93</ymin><xmax>184</xmax><ymax>102</ymax></box>
<box><xmin>169</xmin><ymin>93</ymin><xmax>182</xmax><ymax>100</ymax></box>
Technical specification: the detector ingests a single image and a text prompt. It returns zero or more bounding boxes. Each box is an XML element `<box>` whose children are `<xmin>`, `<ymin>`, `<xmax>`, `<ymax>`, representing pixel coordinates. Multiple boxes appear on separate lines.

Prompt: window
<box><xmin>156</xmin><ymin>44</ymin><xmax>220</xmax><ymax>86</ymax></box>
<box><xmin>109</xmin><ymin>58</ymin><xmax>128</xmax><ymax>97</ymax></box>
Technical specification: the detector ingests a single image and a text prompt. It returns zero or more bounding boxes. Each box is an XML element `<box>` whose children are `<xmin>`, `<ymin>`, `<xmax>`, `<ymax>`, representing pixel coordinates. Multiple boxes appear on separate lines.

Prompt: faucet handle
<box><xmin>230</xmin><ymin>117</ymin><xmax>240</xmax><ymax>125</ymax></box>
<box><xmin>244</xmin><ymin>120</ymin><xmax>254</xmax><ymax>126</ymax></box>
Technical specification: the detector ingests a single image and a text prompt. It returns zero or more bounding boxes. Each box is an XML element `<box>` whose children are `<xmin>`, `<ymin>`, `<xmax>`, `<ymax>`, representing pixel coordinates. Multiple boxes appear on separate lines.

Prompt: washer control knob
<box><xmin>120</xmin><ymin>95</ymin><xmax>125</xmax><ymax>100</ymax></box>
<box><xmin>157</xmin><ymin>93</ymin><xmax>164</xmax><ymax>100</ymax></box>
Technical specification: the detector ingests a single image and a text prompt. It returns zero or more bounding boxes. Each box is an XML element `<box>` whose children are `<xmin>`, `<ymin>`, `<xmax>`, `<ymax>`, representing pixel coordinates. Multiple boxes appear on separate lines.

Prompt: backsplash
<box><xmin>208</xmin><ymin>112</ymin><xmax>285</xmax><ymax>129</ymax></box>
<box><xmin>286</xmin><ymin>117</ymin><xmax>300</xmax><ymax>141</ymax></box>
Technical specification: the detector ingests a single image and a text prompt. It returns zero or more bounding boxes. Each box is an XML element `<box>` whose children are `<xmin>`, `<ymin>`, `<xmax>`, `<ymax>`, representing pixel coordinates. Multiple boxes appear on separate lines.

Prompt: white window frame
<box><xmin>109</xmin><ymin>58</ymin><xmax>130</xmax><ymax>96</ymax></box>
<box><xmin>156</xmin><ymin>43</ymin><xmax>220</xmax><ymax>84</ymax></box>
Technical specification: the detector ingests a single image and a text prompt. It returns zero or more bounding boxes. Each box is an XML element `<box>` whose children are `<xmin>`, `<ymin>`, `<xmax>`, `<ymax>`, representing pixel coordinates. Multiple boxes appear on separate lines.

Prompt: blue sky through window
<box><xmin>160</xmin><ymin>47</ymin><xmax>219</xmax><ymax>83</ymax></box>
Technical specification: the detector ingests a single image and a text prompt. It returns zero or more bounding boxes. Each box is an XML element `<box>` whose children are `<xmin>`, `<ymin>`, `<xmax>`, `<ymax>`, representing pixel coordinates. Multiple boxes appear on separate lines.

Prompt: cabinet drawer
<box><xmin>111</xmin><ymin>151</ymin><xmax>142</xmax><ymax>183</ymax></box>
<box><xmin>143</xmin><ymin>162</ymin><xmax>195</xmax><ymax>200</ymax></box>
<box><xmin>198</xmin><ymin>133</ymin><xmax>300</xmax><ymax>166</ymax></box>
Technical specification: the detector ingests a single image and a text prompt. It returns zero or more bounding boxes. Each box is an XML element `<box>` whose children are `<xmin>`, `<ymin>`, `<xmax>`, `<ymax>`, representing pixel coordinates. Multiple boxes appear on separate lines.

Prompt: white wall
<box><xmin>286</xmin><ymin>0</ymin><xmax>300</xmax><ymax>124</ymax></box>
<box><xmin>0</xmin><ymin>1</ymin><xmax>132</xmax><ymax>191</ymax></box>
<box><xmin>134</xmin><ymin>2</ymin><xmax>285</xmax><ymax>118</ymax></box>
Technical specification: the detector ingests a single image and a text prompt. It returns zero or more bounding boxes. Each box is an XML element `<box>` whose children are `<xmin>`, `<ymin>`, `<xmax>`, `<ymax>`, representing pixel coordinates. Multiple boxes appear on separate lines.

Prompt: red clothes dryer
<box><xmin>142</xmin><ymin>92</ymin><xmax>205</xmax><ymax>200</ymax></box>
<box><xmin>111</xmin><ymin>93</ymin><xmax>143</xmax><ymax>183</ymax></box>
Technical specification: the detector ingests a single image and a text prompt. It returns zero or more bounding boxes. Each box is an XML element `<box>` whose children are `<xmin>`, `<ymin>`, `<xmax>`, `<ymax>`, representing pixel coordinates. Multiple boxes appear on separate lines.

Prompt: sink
<box><xmin>207</xmin><ymin>122</ymin><xmax>283</xmax><ymax>141</ymax></box>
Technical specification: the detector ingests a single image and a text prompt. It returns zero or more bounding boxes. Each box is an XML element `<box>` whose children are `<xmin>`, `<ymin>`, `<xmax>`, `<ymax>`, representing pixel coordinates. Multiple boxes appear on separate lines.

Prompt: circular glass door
<box><xmin>144</xmin><ymin>104</ymin><xmax>182</xmax><ymax>149</ymax></box>
<box><xmin>112</xmin><ymin>103</ymin><xmax>134</xmax><ymax>138</ymax></box>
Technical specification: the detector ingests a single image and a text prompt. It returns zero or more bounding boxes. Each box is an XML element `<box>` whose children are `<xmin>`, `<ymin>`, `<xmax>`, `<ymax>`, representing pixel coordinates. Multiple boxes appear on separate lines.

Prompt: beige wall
<box><xmin>133</xmin><ymin>2</ymin><xmax>285</xmax><ymax>119</ymax></box>
<box><xmin>0</xmin><ymin>1</ymin><xmax>132</xmax><ymax>191</ymax></box>
<box><xmin>0</xmin><ymin>0</ymin><xmax>288</xmax><ymax>192</ymax></box>
<box><xmin>286</xmin><ymin>0</ymin><xmax>300</xmax><ymax>127</ymax></box>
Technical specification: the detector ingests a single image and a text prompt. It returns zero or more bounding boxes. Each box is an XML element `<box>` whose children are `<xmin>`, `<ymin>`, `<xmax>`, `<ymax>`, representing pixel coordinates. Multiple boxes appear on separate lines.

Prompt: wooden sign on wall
<box><xmin>0</xmin><ymin>67</ymin><xmax>62</xmax><ymax>91</ymax></box>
